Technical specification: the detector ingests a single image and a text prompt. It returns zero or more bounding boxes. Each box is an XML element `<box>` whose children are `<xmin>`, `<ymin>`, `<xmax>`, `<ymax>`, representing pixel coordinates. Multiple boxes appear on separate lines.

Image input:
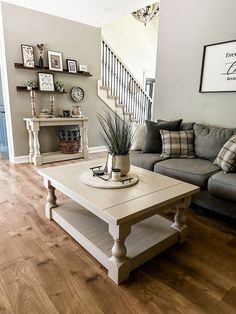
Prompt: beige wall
<box><xmin>102</xmin><ymin>14</ymin><xmax>158</xmax><ymax>86</ymax></box>
<box><xmin>154</xmin><ymin>0</ymin><xmax>236</xmax><ymax>127</ymax></box>
<box><xmin>1</xmin><ymin>2</ymin><xmax>107</xmax><ymax>157</ymax></box>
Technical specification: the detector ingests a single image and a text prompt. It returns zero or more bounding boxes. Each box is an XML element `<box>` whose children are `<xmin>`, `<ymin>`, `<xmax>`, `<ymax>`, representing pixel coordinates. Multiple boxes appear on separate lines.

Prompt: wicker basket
<box><xmin>58</xmin><ymin>129</ymin><xmax>80</xmax><ymax>154</ymax></box>
<box><xmin>59</xmin><ymin>140</ymin><xmax>80</xmax><ymax>154</ymax></box>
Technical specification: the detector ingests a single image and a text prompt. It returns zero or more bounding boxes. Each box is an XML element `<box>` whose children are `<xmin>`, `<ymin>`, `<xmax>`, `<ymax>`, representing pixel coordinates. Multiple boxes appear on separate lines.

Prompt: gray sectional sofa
<box><xmin>130</xmin><ymin>122</ymin><xmax>236</xmax><ymax>219</ymax></box>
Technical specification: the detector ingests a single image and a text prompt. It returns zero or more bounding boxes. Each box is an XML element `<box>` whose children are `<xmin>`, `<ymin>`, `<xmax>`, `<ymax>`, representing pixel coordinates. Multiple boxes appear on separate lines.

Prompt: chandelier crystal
<box><xmin>132</xmin><ymin>2</ymin><xmax>160</xmax><ymax>26</ymax></box>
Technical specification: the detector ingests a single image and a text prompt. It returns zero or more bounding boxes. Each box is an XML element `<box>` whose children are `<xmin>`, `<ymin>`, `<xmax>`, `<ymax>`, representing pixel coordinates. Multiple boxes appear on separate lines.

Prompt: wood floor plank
<box><xmin>0</xmin><ymin>228</ymin><xmax>21</xmax><ymax>266</ymax></box>
<box><xmin>0</xmin><ymin>258</ymin><xmax>58</xmax><ymax>314</ymax></box>
<box><xmin>0</xmin><ymin>280</ymin><xmax>14</xmax><ymax>314</ymax></box>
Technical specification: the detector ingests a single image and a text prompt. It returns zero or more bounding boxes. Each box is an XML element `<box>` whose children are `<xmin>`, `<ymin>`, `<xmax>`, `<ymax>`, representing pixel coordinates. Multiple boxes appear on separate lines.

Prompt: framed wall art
<box><xmin>48</xmin><ymin>51</ymin><xmax>63</xmax><ymax>71</ymax></box>
<box><xmin>199</xmin><ymin>40</ymin><xmax>236</xmax><ymax>92</ymax></box>
<box><xmin>21</xmin><ymin>44</ymin><xmax>35</xmax><ymax>68</ymax></box>
<box><xmin>66</xmin><ymin>59</ymin><xmax>77</xmax><ymax>73</ymax></box>
<box><xmin>38</xmin><ymin>73</ymin><xmax>55</xmax><ymax>91</ymax></box>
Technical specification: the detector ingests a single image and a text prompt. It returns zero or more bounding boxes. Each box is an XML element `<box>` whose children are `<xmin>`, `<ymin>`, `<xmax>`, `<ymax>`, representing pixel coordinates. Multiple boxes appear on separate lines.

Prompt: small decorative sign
<box><xmin>200</xmin><ymin>40</ymin><xmax>236</xmax><ymax>92</ymax></box>
<box><xmin>21</xmin><ymin>44</ymin><xmax>35</xmax><ymax>68</ymax></box>
<box><xmin>38</xmin><ymin>73</ymin><xmax>55</xmax><ymax>91</ymax></box>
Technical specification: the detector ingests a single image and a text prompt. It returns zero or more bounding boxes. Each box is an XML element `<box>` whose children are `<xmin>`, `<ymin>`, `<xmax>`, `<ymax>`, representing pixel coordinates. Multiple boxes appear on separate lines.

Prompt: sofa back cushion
<box><xmin>156</xmin><ymin>119</ymin><xmax>194</xmax><ymax>131</ymax></box>
<box><xmin>194</xmin><ymin>124</ymin><xmax>236</xmax><ymax>160</ymax></box>
<box><xmin>142</xmin><ymin>119</ymin><xmax>182</xmax><ymax>153</ymax></box>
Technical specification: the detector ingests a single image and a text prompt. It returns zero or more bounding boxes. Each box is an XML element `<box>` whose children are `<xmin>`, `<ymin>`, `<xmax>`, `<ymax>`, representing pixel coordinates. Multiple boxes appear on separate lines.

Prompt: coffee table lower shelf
<box><xmin>51</xmin><ymin>200</ymin><xmax>179</xmax><ymax>281</ymax></box>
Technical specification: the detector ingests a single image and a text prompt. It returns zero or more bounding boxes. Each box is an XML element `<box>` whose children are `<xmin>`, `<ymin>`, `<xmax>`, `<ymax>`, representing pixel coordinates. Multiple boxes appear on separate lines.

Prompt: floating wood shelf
<box><xmin>16</xmin><ymin>86</ymin><xmax>67</xmax><ymax>94</ymax></box>
<box><xmin>14</xmin><ymin>63</ymin><xmax>92</xmax><ymax>77</ymax></box>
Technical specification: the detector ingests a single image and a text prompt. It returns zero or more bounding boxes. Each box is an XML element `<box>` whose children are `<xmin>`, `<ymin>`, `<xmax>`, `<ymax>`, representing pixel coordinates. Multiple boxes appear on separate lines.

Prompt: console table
<box><xmin>24</xmin><ymin>117</ymin><xmax>89</xmax><ymax>166</ymax></box>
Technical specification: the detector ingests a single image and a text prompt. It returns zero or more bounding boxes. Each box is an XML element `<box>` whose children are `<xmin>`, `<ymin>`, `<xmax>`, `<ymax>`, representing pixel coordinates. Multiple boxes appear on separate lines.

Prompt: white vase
<box><xmin>107</xmin><ymin>154</ymin><xmax>130</xmax><ymax>176</ymax></box>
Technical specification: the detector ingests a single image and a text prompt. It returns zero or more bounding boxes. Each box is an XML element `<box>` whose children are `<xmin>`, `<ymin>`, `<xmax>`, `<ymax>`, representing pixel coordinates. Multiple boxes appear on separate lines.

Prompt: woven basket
<box><xmin>59</xmin><ymin>140</ymin><xmax>80</xmax><ymax>154</ymax></box>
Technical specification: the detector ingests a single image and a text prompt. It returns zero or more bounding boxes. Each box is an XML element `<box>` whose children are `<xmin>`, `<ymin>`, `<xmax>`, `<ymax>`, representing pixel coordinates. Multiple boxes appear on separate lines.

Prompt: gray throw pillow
<box><xmin>194</xmin><ymin>124</ymin><xmax>236</xmax><ymax>160</ymax></box>
<box><xmin>142</xmin><ymin>119</ymin><xmax>182</xmax><ymax>153</ymax></box>
<box><xmin>157</xmin><ymin>119</ymin><xmax>194</xmax><ymax>131</ymax></box>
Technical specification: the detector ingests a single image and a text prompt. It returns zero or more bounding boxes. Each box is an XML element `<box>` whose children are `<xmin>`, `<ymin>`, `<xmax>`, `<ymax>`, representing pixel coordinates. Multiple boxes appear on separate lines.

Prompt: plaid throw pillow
<box><xmin>214</xmin><ymin>134</ymin><xmax>236</xmax><ymax>173</ymax></box>
<box><xmin>160</xmin><ymin>130</ymin><xmax>195</xmax><ymax>158</ymax></box>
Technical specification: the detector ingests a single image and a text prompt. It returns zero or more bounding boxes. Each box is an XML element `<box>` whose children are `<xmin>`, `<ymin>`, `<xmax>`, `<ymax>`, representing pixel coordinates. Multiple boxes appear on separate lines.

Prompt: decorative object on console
<box><xmin>214</xmin><ymin>134</ymin><xmax>236</xmax><ymax>173</ymax></box>
<box><xmin>199</xmin><ymin>40</ymin><xmax>236</xmax><ymax>92</ymax></box>
<box><xmin>70</xmin><ymin>86</ymin><xmax>84</xmax><ymax>102</ymax></box>
<box><xmin>37</xmin><ymin>43</ymin><xmax>44</xmax><ymax>68</ymax></box>
<box><xmin>38</xmin><ymin>72</ymin><xmax>55</xmax><ymax>91</ymax></box>
<box><xmin>63</xmin><ymin>110</ymin><xmax>70</xmax><ymax>117</ymax></box>
<box><xmin>55</xmin><ymin>81</ymin><xmax>64</xmax><ymax>92</ymax></box>
<box><xmin>72</xmin><ymin>105</ymin><xmax>83</xmax><ymax>117</ymax></box>
<box><xmin>48</xmin><ymin>50</ymin><xmax>63</xmax><ymax>72</ymax></box>
<box><xmin>26</xmin><ymin>80</ymin><xmax>36</xmax><ymax>91</ymax></box>
<box><xmin>79</xmin><ymin>64</ymin><xmax>88</xmax><ymax>72</ymax></box>
<box><xmin>49</xmin><ymin>96</ymin><xmax>55</xmax><ymax>116</ymax></box>
<box><xmin>160</xmin><ymin>130</ymin><xmax>195</xmax><ymax>158</ymax></box>
<box><xmin>38</xmin><ymin>109</ymin><xmax>53</xmax><ymax>119</ymax></box>
<box><xmin>66</xmin><ymin>59</ymin><xmax>77</xmax><ymax>73</ymax></box>
<box><xmin>58</xmin><ymin>129</ymin><xmax>80</xmax><ymax>154</ymax></box>
<box><xmin>21</xmin><ymin>44</ymin><xmax>35</xmax><ymax>68</ymax></box>
<box><xmin>132</xmin><ymin>2</ymin><xmax>160</xmax><ymax>26</ymax></box>
<box><xmin>30</xmin><ymin>90</ymin><xmax>36</xmax><ymax>117</ymax></box>
<box><xmin>97</xmin><ymin>110</ymin><xmax>132</xmax><ymax>176</ymax></box>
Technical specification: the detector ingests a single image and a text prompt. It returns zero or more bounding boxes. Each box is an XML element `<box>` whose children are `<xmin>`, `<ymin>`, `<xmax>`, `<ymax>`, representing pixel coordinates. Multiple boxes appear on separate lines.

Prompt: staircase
<box><xmin>97</xmin><ymin>39</ymin><xmax>152</xmax><ymax>123</ymax></box>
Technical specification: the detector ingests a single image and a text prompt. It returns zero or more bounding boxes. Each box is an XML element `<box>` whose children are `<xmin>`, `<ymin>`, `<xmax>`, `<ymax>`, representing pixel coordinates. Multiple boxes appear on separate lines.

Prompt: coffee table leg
<box><xmin>108</xmin><ymin>223</ymin><xmax>131</xmax><ymax>284</ymax></box>
<box><xmin>171</xmin><ymin>196</ymin><xmax>191</xmax><ymax>244</ymax></box>
<box><xmin>44</xmin><ymin>179</ymin><xmax>58</xmax><ymax>220</ymax></box>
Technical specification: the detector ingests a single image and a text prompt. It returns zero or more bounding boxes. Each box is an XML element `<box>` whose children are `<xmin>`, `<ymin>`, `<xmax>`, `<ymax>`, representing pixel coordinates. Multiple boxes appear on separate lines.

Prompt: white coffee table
<box><xmin>38</xmin><ymin>159</ymin><xmax>199</xmax><ymax>284</ymax></box>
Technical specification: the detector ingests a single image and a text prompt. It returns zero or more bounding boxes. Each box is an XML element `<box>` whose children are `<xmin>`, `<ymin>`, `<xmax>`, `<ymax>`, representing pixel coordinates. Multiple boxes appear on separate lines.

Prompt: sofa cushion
<box><xmin>208</xmin><ymin>172</ymin><xmax>236</xmax><ymax>202</ymax></box>
<box><xmin>142</xmin><ymin>119</ymin><xmax>182</xmax><ymax>154</ymax></box>
<box><xmin>131</xmin><ymin>123</ymin><xmax>146</xmax><ymax>150</ymax></box>
<box><xmin>194</xmin><ymin>124</ymin><xmax>236</xmax><ymax>161</ymax></box>
<box><xmin>154</xmin><ymin>158</ymin><xmax>220</xmax><ymax>189</ymax></box>
<box><xmin>214</xmin><ymin>134</ymin><xmax>236</xmax><ymax>173</ymax></box>
<box><xmin>130</xmin><ymin>150</ymin><xmax>166</xmax><ymax>171</ymax></box>
<box><xmin>160</xmin><ymin>130</ymin><xmax>195</xmax><ymax>158</ymax></box>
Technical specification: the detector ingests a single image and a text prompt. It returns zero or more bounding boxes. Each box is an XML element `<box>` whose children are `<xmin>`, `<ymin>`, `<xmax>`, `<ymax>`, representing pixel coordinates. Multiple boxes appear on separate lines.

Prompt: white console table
<box><xmin>24</xmin><ymin>117</ymin><xmax>89</xmax><ymax>166</ymax></box>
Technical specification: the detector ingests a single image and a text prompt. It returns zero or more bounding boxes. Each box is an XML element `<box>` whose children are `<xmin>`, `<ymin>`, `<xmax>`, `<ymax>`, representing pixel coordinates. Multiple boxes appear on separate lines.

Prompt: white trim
<box><xmin>12</xmin><ymin>155</ymin><xmax>29</xmax><ymax>164</ymax></box>
<box><xmin>88</xmin><ymin>146</ymin><xmax>107</xmax><ymax>153</ymax></box>
<box><xmin>11</xmin><ymin>146</ymin><xmax>106</xmax><ymax>164</ymax></box>
<box><xmin>0</xmin><ymin>3</ymin><xmax>15</xmax><ymax>161</ymax></box>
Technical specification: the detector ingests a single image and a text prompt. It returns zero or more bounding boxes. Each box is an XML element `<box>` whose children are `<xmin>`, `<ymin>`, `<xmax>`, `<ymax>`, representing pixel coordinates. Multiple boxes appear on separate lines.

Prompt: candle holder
<box><xmin>30</xmin><ymin>90</ymin><xmax>36</xmax><ymax>117</ymax></box>
<box><xmin>49</xmin><ymin>96</ymin><xmax>55</xmax><ymax>116</ymax></box>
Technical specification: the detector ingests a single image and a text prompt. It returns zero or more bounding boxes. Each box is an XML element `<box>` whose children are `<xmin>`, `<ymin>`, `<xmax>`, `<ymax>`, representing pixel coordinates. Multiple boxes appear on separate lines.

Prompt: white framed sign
<box><xmin>199</xmin><ymin>40</ymin><xmax>236</xmax><ymax>92</ymax></box>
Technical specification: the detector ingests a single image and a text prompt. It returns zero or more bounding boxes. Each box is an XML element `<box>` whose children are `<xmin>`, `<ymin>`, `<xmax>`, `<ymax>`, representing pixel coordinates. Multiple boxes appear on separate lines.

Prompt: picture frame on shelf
<box><xmin>48</xmin><ymin>50</ymin><xmax>63</xmax><ymax>72</ymax></box>
<box><xmin>199</xmin><ymin>39</ymin><xmax>236</xmax><ymax>92</ymax></box>
<box><xmin>66</xmin><ymin>59</ymin><xmax>77</xmax><ymax>73</ymax></box>
<box><xmin>21</xmin><ymin>44</ymin><xmax>35</xmax><ymax>68</ymax></box>
<box><xmin>79</xmin><ymin>64</ymin><xmax>88</xmax><ymax>72</ymax></box>
<box><xmin>38</xmin><ymin>72</ymin><xmax>55</xmax><ymax>91</ymax></box>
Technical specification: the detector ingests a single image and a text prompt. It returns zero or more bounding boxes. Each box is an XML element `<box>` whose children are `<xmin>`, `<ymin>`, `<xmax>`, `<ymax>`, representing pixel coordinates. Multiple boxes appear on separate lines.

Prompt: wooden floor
<box><xmin>0</xmin><ymin>153</ymin><xmax>235</xmax><ymax>314</ymax></box>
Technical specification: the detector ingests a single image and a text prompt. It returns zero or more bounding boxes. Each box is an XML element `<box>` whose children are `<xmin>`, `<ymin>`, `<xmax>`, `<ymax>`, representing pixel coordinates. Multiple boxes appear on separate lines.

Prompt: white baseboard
<box><xmin>11</xmin><ymin>155</ymin><xmax>29</xmax><ymax>164</ymax></box>
<box><xmin>11</xmin><ymin>146</ymin><xmax>107</xmax><ymax>164</ymax></box>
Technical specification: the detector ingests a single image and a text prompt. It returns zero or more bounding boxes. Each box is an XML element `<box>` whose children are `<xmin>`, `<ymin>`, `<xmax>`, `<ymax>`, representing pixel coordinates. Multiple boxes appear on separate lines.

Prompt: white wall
<box><xmin>102</xmin><ymin>14</ymin><xmax>158</xmax><ymax>86</ymax></box>
<box><xmin>154</xmin><ymin>0</ymin><xmax>236</xmax><ymax>128</ymax></box>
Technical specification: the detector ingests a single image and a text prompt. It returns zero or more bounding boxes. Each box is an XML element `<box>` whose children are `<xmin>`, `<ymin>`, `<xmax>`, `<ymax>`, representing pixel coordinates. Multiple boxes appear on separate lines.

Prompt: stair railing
<box><xmin>101</xmin><ymin>39</ymin><xmax>152</xmax><ymax>123</ymax></box>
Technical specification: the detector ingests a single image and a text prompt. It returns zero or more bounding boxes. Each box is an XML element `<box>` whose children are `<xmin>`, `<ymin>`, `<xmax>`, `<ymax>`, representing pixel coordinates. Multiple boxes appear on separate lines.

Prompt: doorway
<box><xmin>0</xmin><ymin>69</ymin><xmax>8</xmax><ymax>157</ymax></box>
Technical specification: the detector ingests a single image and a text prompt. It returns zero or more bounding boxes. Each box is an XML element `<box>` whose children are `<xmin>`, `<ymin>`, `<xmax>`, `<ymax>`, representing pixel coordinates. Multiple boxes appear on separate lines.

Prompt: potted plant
<box><xmin>55</xmin><ymin>81</ymin><xmax>64</xmax><ymax>92</ymax></box>
<box><xmin>97</xmin><ymin>110</ymin><xmax>132</xmax><ymax>176</ymax></box>
<box><xmin>26</xmin><ymin>80</ymin><xmax>36</xmax><ymax>90</ymax></box>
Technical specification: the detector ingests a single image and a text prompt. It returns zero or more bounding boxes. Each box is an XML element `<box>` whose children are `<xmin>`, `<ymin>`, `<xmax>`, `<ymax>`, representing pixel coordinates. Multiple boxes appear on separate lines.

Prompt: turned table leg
<box><xmin>26</xmin><ymin>121</ymin><xmax>34</xmax><ymax>163</ymax></box>
<box><xmin>32</xmin><ymin>122</ymin><xmax>42</xmax><ymax>166</ymax></box>
<box><xmin>81</xmin><ymin>121</ymin><xmax>89</xmax><ymax>159</ymax></box>
<box><xmin>171</xmin><ymin>197</ymin><xmax>191</xmax><ymax>244</ymax></box>
<box><xmin>108</xmin><ymin>223</ymin><xmax>131</xmax><ymax>284</ymax></box>
<box><xmin>44</xmin><ymin>179</ymin><xmax>58</xmax><ymax>220</ymax></box>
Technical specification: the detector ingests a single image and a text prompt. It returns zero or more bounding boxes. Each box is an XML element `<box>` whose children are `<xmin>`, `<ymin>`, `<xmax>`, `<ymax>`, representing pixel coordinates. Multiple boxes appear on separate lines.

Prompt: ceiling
<box><xmin>2</xmin><ymin>0</ymin><xmax>156</xmax><ymax>27</ymax></box>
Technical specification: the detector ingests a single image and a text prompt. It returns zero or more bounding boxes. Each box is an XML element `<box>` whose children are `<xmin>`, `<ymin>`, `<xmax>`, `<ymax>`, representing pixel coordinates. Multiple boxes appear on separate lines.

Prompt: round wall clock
<box><xmin>70</xmin><ymin>86</ymin><xmax>85</xmax><ymax>102</ymax></box>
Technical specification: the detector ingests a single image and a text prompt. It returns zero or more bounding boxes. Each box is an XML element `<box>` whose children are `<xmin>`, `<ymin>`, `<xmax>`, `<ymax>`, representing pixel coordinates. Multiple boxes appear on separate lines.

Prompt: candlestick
<box><xmin>30</xmin><ymin>90</ymin><xmax>36</xmax><ymax>117</ymax></box>
<box><xmin>49</xmin><ymin>96</ymin><xmax>55</xmax><ymax>116</ymax></box>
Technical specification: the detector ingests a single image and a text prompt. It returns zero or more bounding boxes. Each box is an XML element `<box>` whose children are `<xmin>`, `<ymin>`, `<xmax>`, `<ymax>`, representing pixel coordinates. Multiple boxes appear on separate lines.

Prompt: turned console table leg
<box><xmin>44</xmin><ymin>179</ymin><xmax>58</xmax><ymax>220</ymax></box>
<box><xmin>32</xmin><ymin>122</ymin><xmax>42</xmax><ymax>166</ymax></box>
<box><xmin>171</xmin><ymin>197</ymin><xmax>191</xmax><ymax>244</ymax></box>
<box><xmin>108</xmin><ymin>223</ymin><xmax>131</xmax><ymax>284</ymax></box>
<box><xmin>26</xmin><ymin>121</ymin><xmax>34</xmax><ymax>163</ymax></box>
<box><xmin>81</xmin><ymin>121</ymin><xmax>89</xmax><ymax>159</ymax></box>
